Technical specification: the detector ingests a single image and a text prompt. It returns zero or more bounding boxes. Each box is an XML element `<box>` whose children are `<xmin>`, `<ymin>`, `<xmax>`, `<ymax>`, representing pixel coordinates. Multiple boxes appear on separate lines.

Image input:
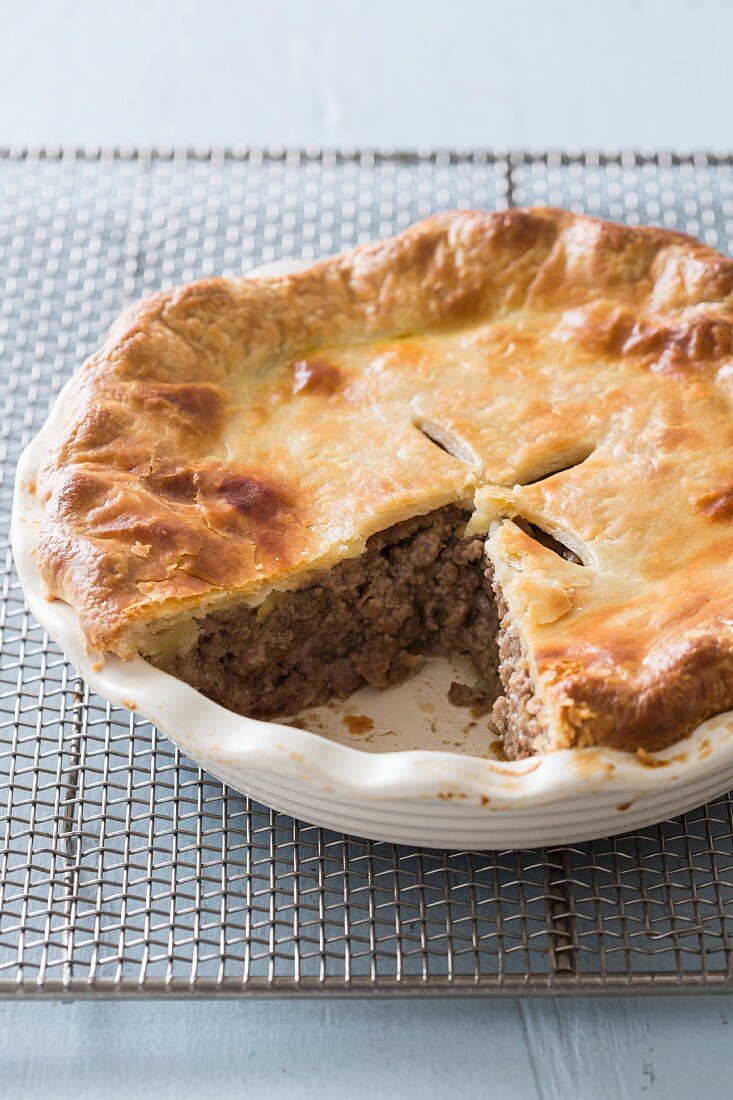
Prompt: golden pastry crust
<box><xmin>35</xmin><ymin>208</ymin><xmax>733</xmax><ymax>751</ymax></box>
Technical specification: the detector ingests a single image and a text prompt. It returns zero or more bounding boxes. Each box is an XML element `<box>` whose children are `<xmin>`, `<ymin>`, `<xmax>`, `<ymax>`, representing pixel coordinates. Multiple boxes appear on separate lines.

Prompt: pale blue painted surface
<box><xmin>3</xmin><ymin>996</ymin><xmax>733</xmax><ymax>1099</ymax></box>
<box><xmin>1</xmin><ymin>0</ymin><xmax>732</xmax><ymax>151</ymax></box>
<box><xmin>2</xmin><ymin>1</ymin><xmax>733</xmax><ymax>1095</ymax></box>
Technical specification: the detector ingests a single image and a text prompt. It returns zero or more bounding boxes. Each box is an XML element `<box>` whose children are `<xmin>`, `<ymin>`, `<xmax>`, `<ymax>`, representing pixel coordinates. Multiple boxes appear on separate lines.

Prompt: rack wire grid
<box><xmin>1</xmin><ymin>147</ymin><xmax>733</xmax><ymax>998</ymax></box>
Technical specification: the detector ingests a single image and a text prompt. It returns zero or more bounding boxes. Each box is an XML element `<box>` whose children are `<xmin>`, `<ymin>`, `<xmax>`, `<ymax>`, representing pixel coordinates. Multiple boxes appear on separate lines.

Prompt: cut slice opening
<box><xmin>152</xmin><ymin>505</ymin><xmax>502</xmax><ymax>723</ymax></box>
<box><xmin>148</xmin><ymin>506</ymin><xmax>562</xmax><ymax>761</ymax></box>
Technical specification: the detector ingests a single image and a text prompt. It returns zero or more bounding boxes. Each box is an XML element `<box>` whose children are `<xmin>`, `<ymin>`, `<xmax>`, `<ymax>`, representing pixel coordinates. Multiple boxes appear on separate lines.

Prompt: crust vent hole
<box><xmin>514</xmin><ymin>444</ymin><xmax>596</xmax><ymax>487</ymax></box>
<box><xmin>413</xmin><ymin>419</ymin><xmax>477</xmax><ymax>466</ymax></box>
<box><xmin>513</xmin><ymin>518</ymin><xmax>583</xmax><ymax>565</ymax></box>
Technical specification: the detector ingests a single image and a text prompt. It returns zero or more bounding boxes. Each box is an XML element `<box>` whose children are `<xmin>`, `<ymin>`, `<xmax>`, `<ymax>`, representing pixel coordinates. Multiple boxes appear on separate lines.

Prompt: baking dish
<box><xmin>12</xmin><ymin>260</ymin><xmax>733</xmax><ymax>849</ymax></box>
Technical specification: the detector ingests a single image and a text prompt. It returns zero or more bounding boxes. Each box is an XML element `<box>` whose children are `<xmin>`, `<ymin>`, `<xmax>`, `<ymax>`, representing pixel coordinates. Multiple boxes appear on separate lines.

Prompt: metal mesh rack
<box><xmin>2</xmin><ymin>147</ymin><xmax>733</xmax><ymax>997</ymax></box>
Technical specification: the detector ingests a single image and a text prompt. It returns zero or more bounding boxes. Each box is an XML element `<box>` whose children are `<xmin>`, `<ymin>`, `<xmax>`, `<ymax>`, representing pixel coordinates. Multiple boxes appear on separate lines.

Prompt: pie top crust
<box><xmin>34</xmin><ymin>208</ymin><xmax>733</xmax><ymax>751</ymax></box>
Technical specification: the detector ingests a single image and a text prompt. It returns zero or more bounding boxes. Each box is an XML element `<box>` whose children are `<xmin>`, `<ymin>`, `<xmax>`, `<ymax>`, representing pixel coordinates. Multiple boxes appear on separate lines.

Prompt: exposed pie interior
<box><xmin>34</xmin><ymin>209</ymin><xmax>733</xmax><ymax>757</ymax></box>
<box><xmin>156</xmin><ymin>505</ymin><xmax>501</xmax><ymax>726</ymax></box>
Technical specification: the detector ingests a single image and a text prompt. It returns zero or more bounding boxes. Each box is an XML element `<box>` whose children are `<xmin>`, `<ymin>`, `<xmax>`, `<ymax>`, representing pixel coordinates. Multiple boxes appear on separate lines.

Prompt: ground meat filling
<box><xmin>157</xmin><ymin>506</ymin><xmax>501</xmax><ymax>723</ymax></box>
<box><xmin>447</xmin><ymin>681</ymin><xmax>494</xmax><ymax>716</ymax></box>
<box><xmin>155</xmin><ymin>507</ymin><xmax>571</xmax><ymax>758</ymax></box>
<box><xmin>490</xmin><ymin>591</ymin><xmax>545</xmax><ymax>760</ymax></box>
<box><xmin>489</xmin><ymin>520</ymin><xmax>580</xmax><ymax>758</ymax></box>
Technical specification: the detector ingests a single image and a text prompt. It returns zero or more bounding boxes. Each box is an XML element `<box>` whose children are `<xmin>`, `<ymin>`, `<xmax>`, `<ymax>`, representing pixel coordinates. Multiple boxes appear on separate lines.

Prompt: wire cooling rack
<box><xmin>2</xmin><ymin>147</ymin><xmax>733</xmax><ymax>997</ymax></box>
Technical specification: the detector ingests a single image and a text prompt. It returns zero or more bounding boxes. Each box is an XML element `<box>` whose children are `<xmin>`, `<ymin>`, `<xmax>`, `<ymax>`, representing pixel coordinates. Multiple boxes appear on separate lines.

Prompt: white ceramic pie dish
<box><xmin>11</xmin><ymin>259</ymin><xmax>733</xmax><ymax>849</ymax></box>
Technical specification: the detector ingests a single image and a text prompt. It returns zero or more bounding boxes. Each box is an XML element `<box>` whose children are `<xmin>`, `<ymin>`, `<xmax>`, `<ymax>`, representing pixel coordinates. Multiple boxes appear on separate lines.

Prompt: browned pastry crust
<box><xmin>35</xmin><ymin>208</ymin><xmax>733</xmax><ymax>752</ymax></box>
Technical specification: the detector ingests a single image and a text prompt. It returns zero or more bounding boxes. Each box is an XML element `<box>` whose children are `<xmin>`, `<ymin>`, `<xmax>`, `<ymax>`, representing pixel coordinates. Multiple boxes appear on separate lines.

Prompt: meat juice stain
<box><xmin>343</xmin><ymin>713</ymin><xmax>375</xmax><ymax>736</ymax></box>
